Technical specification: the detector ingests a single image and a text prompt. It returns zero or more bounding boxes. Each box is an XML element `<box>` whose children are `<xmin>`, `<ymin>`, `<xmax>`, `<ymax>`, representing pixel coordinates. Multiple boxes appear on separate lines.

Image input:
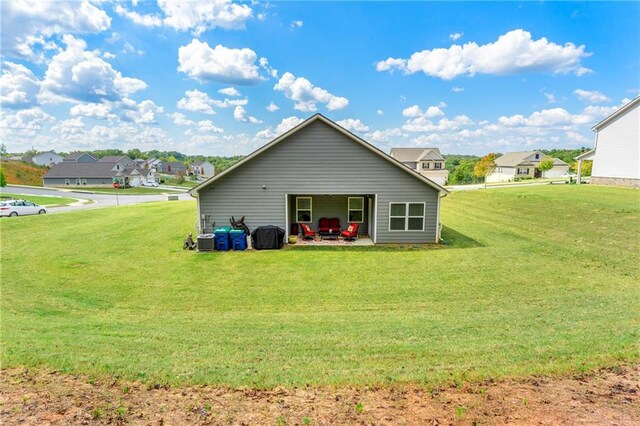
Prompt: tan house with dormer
<box><xmin>389</xmin><ymin>147</ymin><xmax>449</xmax><ymax>186</ymax></box>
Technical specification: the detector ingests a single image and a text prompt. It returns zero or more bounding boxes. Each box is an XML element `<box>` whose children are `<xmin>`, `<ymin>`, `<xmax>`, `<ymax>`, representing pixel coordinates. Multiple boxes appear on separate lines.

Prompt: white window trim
<box><xmin>82</xmin><ymin>179</ymin><xmax>87</xmax><ymax>185</ymax></box>
<box><xmin>347</xmin><ymin>196</ymin><xmax>364</xmax><ymax>223</ymax></box>
<box><xmin>434</xmin><ymin>162</ymin><xmax>442</xmax><ymax>170</ymax></box>
<box><xmin>65</xmin><ymin>179</ymin><xmax>70</xmax><ymax>185</ymax></box>
<box><xmin>296</xmin><ymin>196</ymin><xmax>313</xmax><ymax>223</ymax></box>
<box><xmin>388</xmin><ymin>202</ymin><xmax>426</xmax><ymax>232</ymax></box>
<box><xmin>75</xmin><ymin>178</ymin><xmax>81</xmax><ymax>185</ymax></box>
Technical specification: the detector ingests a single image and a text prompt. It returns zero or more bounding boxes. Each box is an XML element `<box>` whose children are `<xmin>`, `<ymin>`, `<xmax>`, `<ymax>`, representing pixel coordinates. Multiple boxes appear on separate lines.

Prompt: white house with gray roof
<box><xmin>576</xmin><ymin>96</ymin><xmax>640</xmax><ymax>187</ymax></box>
<box><xmin>389</xmin><ymin>147</ymin><xmax>449</xmax><ymax>186</ymax></box>
<box><xmin>190</xmin><ymin>114</ymin><xmax>448</xmax><ymax>244</ymax></box>
<box><xmin>486</xmin><ymin>151</ymin><xmax>569</xmax><ymax>183</ymax></box>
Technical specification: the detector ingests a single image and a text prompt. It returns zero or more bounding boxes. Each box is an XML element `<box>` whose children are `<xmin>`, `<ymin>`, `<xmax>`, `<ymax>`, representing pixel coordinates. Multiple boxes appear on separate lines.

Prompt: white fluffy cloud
<box><xmin>0</xmin><ymin>107</ymin><xmax>54</xmax><ymax>131</ymax></box>
<box><xmin>177</xmin><ymin>89</ymin><xmax>217</xmax><ymax>114</ymax></box>
<box><xmin>402</xmin><ymin>103</ymin><xmax>447</xmax><ymax>119</ymax></box>
<box><xmin>171</xmin><ymin>112</ymin><xmax>195</xmax><ymax>126</ymax></box>
<box><xmin>233</xmin><ymin>105</ymin><xmax>262</xmax><ymax>124</ymax></box>
<box><xmin>452</xmin><ymin>86</ymin><xmax>464</xmax><ymax>93</ymax></box>
<box><xmin>70</xmin><ymin>102</ymin><xmax>116</xmax><ymax>121</ymax></box>
<box><xmin>218</xmin><ymin>87</ymin><xmax>241</xmax><ymax>97</ymax></box>
<box><xmin>266</xmin><ymin>102</ymin><xmax>279</xmax><ymax>112</ymax></box>
<box><xmin>178</xmin><ymin>39</ymin><xmax>265</xmax><ymax>84</ymax></box>
<box><xmin>449</xmin><ymin>32</ymin><xmax>463</xmax><ymax>41</ymax></box>
<box><xmin>1</xmin><ymin>0</ymin><xmax>110</xmax><ymax>61</ymax></box>
<box><xmin>39</xmin><ymin>35</ymin><xmax>147</xmax><ymax>104</ymax></box>
<box><xmin>120</xmin><ymin>98</ymin><xmax>164</xmax><ymax>124</ymax></box>
<box><xmin>377</xmin><ymin>110</ymin><xmax>384</xmax><ymax>116</ymax></box>
<box><xmin>376</xmin><ymin>29</ymin><xmax>592</xmax><ymax>80</ymax></box>
<box><xmin>336</xmin><ymin>118</ymin><xmax>369</xmax><ymax>132</ymax></box>
<box><xmin>0</xmin><ymin>62</ymin><xmax>40</xmax><ymax>108</ymax></box>
<box><xmin>255</xmin><ymin>116</ymin><xmax>304</xmax><ymax>139</ymax></box>
<box><xmin>117</xmin><ymin>0</ymin><xmax>252</xmax><ymax>34</ymax></box>
<box><xmin>274</xmin><ymin>72</ymin><xmax>349</xmax><ymax>112</ymax></box>
<box><xmin>573</xmin><ymin>89</ymin><xmax>611</xmax><ymax>103</ymax></box>
<box><xmin>291</xmin><ymin>20</ymin><xmax>304</xmax><ymax>29</ymax></box>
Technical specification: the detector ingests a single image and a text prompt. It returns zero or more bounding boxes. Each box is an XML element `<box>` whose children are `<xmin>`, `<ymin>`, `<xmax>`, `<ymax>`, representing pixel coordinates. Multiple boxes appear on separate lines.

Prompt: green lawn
<box><xmin>3</xmin><ymin>193</ymin><xmax>81</xmax><ymax>207</ymax></box>
<box><xmin>1</xmin><ymin>185</ymin><xmax>638</xmax><ymax>388</ymax></box>
<box><xmin>74</xmin><ymin>186</ymin><xmax>183</xmax><ymax>194</ymax></box>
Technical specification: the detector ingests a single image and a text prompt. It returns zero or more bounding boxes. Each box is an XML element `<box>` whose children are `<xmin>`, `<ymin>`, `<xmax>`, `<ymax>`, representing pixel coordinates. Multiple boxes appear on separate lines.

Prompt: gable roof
<box><xmin>45</xmin><ymin>162</ymin><xmax>121</xmax><ymax>178</ymax></box>
<box><xmin>389</xmin><ymin>147</ymin><xmax>444</xmax><ymax>162</ymax></box>
<box><xmin>592</xmin><ymin>96</ymin><xmax>640</xmax><ymax>131</ymax></box>
<box><xmin>64</xmin><ymin>152</ymin><xmax>97</xmax><ymax>161</ymax></box>
<box><xmin>495</xmin><ymin>151</ymin><xmax>541</xmax><ymax>167</ymax></box>
<box><xmin>190</xmin><ymin>114</ymin><xmax>448</xmax><ymax>195</ymax></box>
<box><xmin>98</xmin><ymin>155</ymin><xmax>132</xmax><ymax>163</ymax></box>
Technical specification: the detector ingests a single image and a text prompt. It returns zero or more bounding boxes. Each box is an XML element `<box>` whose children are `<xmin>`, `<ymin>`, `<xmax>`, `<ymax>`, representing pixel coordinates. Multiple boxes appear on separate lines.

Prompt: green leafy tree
<box><xmin>474</xmin><ymin>153</ymin><xmax>497</xmax><ymax>186</ymax></box>
<box><xmin>450</xmin><ymin>160</ymin><xmax>478</xmax><ymax>184</ymax></box>
<box><xmin>0</xmin><ymin>168</ymin><xmax>6</xmax><ymax>187</ymax></box>
<box><xmin>572</xmin><ymin>160</ymin><xmax>592</xmax><ymax>177</ymax></box>
<box><xmin>538</xmin><ymin>157</ymin><xmax>555</xmax><ymax>177</ymax></box>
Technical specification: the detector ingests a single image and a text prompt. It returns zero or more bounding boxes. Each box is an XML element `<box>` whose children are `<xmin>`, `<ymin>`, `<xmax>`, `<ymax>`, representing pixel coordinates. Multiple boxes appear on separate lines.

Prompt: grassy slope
<box><xmin>1</xmin><ymin>161</ymin><xmax>47</xmax><ymax>186</ymax></box>
<box><xmin>3</xmin><ymin>193</ymin><xmax>79</xmax><ymax>207</ymax></box>
<box><xmin>1</xmin><ymin>186</ymin><xmax>638</xmax><ymax>387</ymax></box>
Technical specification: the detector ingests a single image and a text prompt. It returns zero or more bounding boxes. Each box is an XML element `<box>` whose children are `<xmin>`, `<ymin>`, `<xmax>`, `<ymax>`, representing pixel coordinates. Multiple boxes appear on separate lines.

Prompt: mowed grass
<box><xmin>3</xmin><ymin>193</ymin><xmax>80</xmax><ymax>207</ymax></box>
<box><xmin>1</xmin><ymin>185</ymin><xmax>638</xmax><ymax>388</ymax></box>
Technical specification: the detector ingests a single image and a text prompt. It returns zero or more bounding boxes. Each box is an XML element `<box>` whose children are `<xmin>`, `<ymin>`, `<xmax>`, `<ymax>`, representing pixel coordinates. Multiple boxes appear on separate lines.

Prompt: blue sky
<box><xmin>1</xmin><ymin>1</ymin><xmax>639</xmax><ymax>156</ymax></box>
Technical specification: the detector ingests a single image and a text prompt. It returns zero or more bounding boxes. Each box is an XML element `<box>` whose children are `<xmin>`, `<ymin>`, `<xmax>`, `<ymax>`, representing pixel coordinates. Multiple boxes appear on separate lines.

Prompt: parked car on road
<box><xmin>143</xmin><ymin>180</ymin><xmax>159</xmax><ymax>187</ymax></box>
<box><xmin>0</xmin><ymin>199</ymin><xmax>48</xmax><ymax>217</ymax></box>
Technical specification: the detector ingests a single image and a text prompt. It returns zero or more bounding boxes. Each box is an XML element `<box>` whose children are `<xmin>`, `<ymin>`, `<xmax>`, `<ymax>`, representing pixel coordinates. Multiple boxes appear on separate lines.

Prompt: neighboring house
<box><xmin>98</xmin><ymin>155</ymin><xmax>135</xmax><ymax>168</ymax></box>
<box><xmin>389</xmin><ymin>147</ymin><xmax>449</xmax><ymax>186</ymax></box>
<box><xmin>189</xmin><ymin>114</ymin><xmax>448</xmax><ymax>243</ymax></box>
<box><xmin>63</xmin><ymin>152</ymin><xmax>97</xmax><ymax>163</ymax></box>
<box><xmin>43</xmin><ymin>161</ymin><xmax>151</xmax><ymax>187</ymax></box>
<box><xmin>576</xmin><ymin>96</ymin><xmax>640</xmax><ymax>187</ymax></box>
<box><xmin>145</xmin><ymin>158</ymin><xmax>162</xmax><ymax>171</ymax></box>
<box><xmin>486</xmin><ymin>151</ymin><xmax>570</xmax><ymax>183</ymax></box>
<box><xmin>158</xmin><ymin>161</ymin><xmax>187</xmax><ymax>175</ymax></box>
<box><xmin>30</xmin><ymin>151</ymin><xmax>64</xmax><ymax>167</ymax></box>
<box><xmin>189</xmin><ymin>160</ymin><xmax>215</xmax><ymax>177</ymax></box>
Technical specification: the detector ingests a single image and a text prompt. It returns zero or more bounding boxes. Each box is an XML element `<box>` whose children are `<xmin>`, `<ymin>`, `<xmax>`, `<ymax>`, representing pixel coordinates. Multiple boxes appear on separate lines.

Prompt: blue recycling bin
<box><xmin>213</xmin><ymin>227</ymin><xmax>231</xmax><ymax>251</ymax></box>
<box><xmin>230</xmin><ymin>229</ymin><xmax>247</xmax><ymax>251</ymax></box>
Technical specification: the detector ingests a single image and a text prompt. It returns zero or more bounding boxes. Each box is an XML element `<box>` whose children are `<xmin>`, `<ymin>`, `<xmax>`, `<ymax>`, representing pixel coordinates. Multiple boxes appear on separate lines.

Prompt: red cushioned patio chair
<box><xmin>340</xmin><ymin>223</ymin><xmax>359</xmax><ymax>241</ymax></box>
<box><xmin>300</xmin><ymin>223</ymin><xmax>316</xmax><ymax>240</ymax></box>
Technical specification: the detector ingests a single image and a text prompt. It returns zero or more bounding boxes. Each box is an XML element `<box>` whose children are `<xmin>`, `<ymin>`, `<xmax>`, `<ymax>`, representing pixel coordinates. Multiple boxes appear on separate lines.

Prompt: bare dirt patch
<box><xmin>1</xmin><ymin>365</ymin><xmax>638</xmax><ymax>425</ymax></box>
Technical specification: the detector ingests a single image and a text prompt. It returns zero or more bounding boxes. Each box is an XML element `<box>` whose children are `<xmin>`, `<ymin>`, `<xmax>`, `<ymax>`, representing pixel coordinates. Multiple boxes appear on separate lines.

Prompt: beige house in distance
<box><xmin>389</xmin><ymin>147</ymin><xmax>449</xmax><ymax>186</ymax></box>
<box><xmin>487</xmin><ymin>151</ymin><xmax>569</xmax><ymax>183</ymax></box>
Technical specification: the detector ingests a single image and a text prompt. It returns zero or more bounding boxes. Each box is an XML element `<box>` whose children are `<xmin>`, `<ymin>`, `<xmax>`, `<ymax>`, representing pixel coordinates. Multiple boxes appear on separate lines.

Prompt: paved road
<box><xmin>2</xmin><ymin>185</ymin><xmax>193</xmax><ymax>213</ymax></box>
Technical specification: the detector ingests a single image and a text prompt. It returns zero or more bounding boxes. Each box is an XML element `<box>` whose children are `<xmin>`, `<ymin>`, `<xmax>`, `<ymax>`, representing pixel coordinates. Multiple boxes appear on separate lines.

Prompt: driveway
<box><xmin>2</xmin><ymin>185</ymin><xmax>193</xmax><ymax>213</ymax></box>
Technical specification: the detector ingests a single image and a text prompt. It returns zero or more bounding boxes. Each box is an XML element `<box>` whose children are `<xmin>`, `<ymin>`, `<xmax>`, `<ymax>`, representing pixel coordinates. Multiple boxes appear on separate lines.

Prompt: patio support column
<box><xmin>577</xmin><ymin>159</ymin><xmax>583</xmax><ymax>184</ymax></box>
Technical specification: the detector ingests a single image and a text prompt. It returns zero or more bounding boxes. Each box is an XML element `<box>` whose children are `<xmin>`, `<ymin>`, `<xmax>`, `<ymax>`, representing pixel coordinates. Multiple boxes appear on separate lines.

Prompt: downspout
<box><xmin>189</xmin><ymin>190</ymin><xmax>201</xmax><ymax>234</ymax></box>
<box><xmin>436</xmin><ymin>190</ymin><xmax>447</xmax><ymax>243</ymax></box>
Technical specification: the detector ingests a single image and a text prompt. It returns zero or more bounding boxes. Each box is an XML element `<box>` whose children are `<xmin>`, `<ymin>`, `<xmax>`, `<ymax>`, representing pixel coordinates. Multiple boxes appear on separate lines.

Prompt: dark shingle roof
<box><xmin>98</xmin><ymin>155</ymin><xmax>132</xmax><ymax>163</ymax></box>
<box><xmin>44</xmin><ymin>163</ymin><xmax>149</xmax><ymax>179</ymax></box>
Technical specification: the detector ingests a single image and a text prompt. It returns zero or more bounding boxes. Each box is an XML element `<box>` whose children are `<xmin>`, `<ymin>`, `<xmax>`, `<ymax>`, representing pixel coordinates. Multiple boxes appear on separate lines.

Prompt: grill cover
<box><xmin>251</xmin><ymin>226</ymin><xmax>285</xmax><ymax>250</ymax></box>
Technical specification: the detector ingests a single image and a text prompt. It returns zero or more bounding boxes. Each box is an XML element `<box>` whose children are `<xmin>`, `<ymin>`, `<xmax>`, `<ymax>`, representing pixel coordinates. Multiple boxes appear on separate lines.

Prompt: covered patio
<box><xmin>286</xmin><ymin>194</ymin><xmax>376</xmax><ymax>243</ymax></box>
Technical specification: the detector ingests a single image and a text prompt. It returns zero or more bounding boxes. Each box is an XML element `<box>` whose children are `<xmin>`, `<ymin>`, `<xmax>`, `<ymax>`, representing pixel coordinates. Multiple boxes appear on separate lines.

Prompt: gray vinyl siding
<box><xmin>44</xmin><ymin>177</ymin><xmax>113</xmax><ymax>186</ymax></box>
<box><xmin>198</xmin><ymin>120</ymin><xmax>440</xmax><ymax>243</ymax></box>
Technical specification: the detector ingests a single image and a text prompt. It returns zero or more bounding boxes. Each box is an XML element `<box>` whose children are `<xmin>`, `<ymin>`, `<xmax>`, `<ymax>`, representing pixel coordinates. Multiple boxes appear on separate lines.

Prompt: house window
<box><xmin>75</xmin><ymin>178</ymin><xmax>81</xmax><ymax>185</ymax></box>
<box><xmin>296</xmin><ymin>197</ymin><xmax>312</xmax><ymax>223</ymax></box>
<box><xmin>347</xmin><ymin>197</ymin><xmax>364</xmax><ymax>223</ymax></box>
<box><xmin>535</xmin><ymin>153</ymin><xmax>540</xmax><ymax>159</ymax></box>
<box><xmin>434</xmin><ymin>162</ymin><xmax>442</xmax><ymax>170</ymax></box>
<box><xmin>517</xmin><ymin>168</ymin><xmax>529</xmax><ymax>175</ymax></box>
<box><xmin>65</xmin><ymin>179</ymin><xmax>70</xmax><ymax>185</ymax></box>
<box><xmin>422</xmin><ymin>162</ymin><xmax>430</xmax><ymax>169</ymax></box>
<box><xmin>389</xmin><ymin>202</ymin><xmax>425</xmax><ymax>231</ymax></box>
<box><xmin>82</xmin><ymin>179</ymin><xmax>87</xmax><ymax>185</ymax></box>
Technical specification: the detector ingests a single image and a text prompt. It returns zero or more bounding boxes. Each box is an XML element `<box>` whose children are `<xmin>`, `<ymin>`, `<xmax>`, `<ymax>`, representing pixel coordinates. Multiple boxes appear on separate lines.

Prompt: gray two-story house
<box><xmin>190</xmin><ymin>114</ymin><xmax>447</xmax><ymax>244</ymax></box>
